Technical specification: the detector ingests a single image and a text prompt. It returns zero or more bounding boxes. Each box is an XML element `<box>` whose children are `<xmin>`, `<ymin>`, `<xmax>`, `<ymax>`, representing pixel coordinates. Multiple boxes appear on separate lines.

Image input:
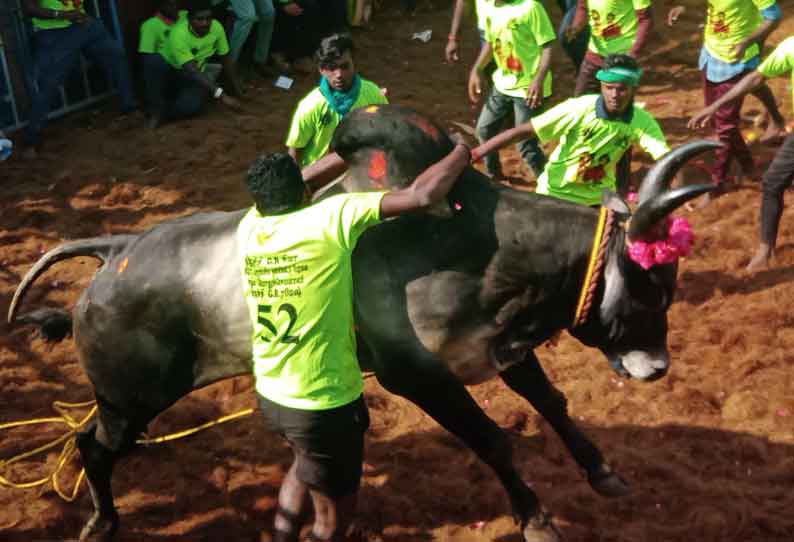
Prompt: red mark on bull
<box><xmin>410</xmin><ymin>115</ymin><xmax>440</xmax><ymax>142</ymax></box>
<box><xmin>368</xmin><ymin>150</ymin><xmax>388</xmax><ymax>188</ymax></box>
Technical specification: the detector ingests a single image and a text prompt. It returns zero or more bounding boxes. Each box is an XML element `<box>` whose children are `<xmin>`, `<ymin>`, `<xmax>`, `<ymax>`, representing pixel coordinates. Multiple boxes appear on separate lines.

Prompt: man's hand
<box><xmin>525</xmin><ymin>79</ymin><xmax>543</xmax><ymax>109</ymax></box>
<box><xmin>468</xmin><ymin>69</ymin><xmax>484</xmax><ymax>104</ymax></box>
<box><xmin>445</xmin><ymin>38</ymin><xmax>459</xmax><ymax>63</ymax></box>
<box><xmin>282</xmin><ymin>2</ymin><xmax>303</xmax><ymax>16</ymax></box>
<box><xmin>667</xmin><ymin>5</ymin><xmax>684</xmax><ymax>26</ymax></box>
<box><xmin>732</xmin><ymin>40</ymin><xmax>751</xmax><ymax>61</ymax></box>
<box><xmin>688</xmin><ymin>106</ymin><xmax>717</xmax><ymax>130</ymax></box>
<box><xmin>63</xmin><ymin>10</ymin><xmax>90</xmax><ymax>23</ymax></box>
<box><xmin>221</xmin><ymin>95</ymin><xmax>242</xmax><ymax>111</ymax></box>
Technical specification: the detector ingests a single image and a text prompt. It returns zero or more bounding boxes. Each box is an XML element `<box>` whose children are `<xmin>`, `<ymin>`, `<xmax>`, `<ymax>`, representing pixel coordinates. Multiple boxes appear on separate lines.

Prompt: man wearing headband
<box><xmin>668</xmin><ymin>0</ymin><xmax>785</xmax><ymax>205</ymax></box>
<box><xmin>473</xmin><ymin>54</ymin><xmax>670</xmax><ymax>207</ymax></box>
<box><xmin>689</xmin><ymin>36</ymin><xmax>794</xmax><ymax>271</ymax></box>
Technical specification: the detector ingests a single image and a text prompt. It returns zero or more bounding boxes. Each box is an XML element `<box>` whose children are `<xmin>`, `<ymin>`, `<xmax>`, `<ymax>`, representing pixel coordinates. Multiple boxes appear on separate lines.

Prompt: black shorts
<box><xmin>258</xmin><ymin>394</ymin><xmax>370</xmax><ymax>498</ymax></box>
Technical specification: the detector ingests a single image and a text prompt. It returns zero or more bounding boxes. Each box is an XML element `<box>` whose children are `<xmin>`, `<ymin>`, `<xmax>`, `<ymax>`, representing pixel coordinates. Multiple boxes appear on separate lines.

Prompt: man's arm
<box><xmin>446</xmin><ymin>0</ymin><xmax>467</xmax><ymax>63</ymax></box>
<box><xmin>468</xmin><ymin>42</ymin><xmax>493</xmax><ymax>104</ymax></box>
<box><xmin>181</xmin><ymin>59</ymin><xmax>240</xmax><ymax>108</ymax></box>
<box><xmin>628</xmin><ymin>8</ymin><xmax>653</xmax><ymax>57</ymax></box>
<box><xmin>733</xmin><ymin>13</ymin><xmax>780</xmax><ymax>60</ymax></box>
<box><xmin>380</xmin><ymin>144</ymin><xmax>471</xmax><ymax>218</ymax></box>
<box><xmin>301</xmin><ymin>152</ymin><xmax>347</xmax><ymax>191</ymax></box>
<box><xmin>688</xmin><ymin>70</ymin><xmax>766</xmax><ymax>129</ymax></box>
<box><xmin>471</xmin><ymin>122</ymin><xmax>537</xmax><ymax>163</ymax></box>
<box><xmin>526</xmin><ymin>45</ymin><xmax>552</xmax><ymax>108</ymax></box>
<box><xmin>566</xmin><ymin>0</ymin><xmax>588</xmax><ymax>41</ymax></box>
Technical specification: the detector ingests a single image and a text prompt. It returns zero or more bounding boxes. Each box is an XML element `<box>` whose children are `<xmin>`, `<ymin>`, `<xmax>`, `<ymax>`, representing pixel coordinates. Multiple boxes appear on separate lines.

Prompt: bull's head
<box><xmin>570</xmin><ymin>140</ymin><xmax>721</xmax><ymax>381</ymax></box>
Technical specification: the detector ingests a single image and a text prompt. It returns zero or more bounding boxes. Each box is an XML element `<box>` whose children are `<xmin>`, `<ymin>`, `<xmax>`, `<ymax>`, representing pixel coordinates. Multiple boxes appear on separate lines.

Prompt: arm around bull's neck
<box><xmin>472</xmin><ymin>122</ymin><xmax>536</xmax><ymax>165</ymax></box>
<box><xmin>380</xmin><ymin>144</ymin><xmax>471</xmax><ymax>218</ymax></box>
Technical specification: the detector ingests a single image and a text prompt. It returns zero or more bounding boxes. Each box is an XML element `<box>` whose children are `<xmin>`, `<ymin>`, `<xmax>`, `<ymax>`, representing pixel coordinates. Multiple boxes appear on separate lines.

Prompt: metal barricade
<box><xmin>0</xmin><ymin>0</ymin><xmax>124</xmax><ymax>133</ymax></box>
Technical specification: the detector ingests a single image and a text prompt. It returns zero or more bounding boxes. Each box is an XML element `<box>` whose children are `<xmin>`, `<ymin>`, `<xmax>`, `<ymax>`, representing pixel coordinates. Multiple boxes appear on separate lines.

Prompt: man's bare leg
<box><xmin>746</xmin><ymin>242</ymin><xmax>774</xmax><ymax>272</ymax></box>
<box><xmin>307</xmin><ymin>489</ymin><xmax>358</xmax><ymax>541</ymax></box>
<box><xmin>273</xmin><ymin>462</ymin><xmax>309</xmax><ymax>542</ymax></box>
<box><xmin>753</xmin><ymin>84</ymin><xmax>787</xmax><ymax>145</ymax></box>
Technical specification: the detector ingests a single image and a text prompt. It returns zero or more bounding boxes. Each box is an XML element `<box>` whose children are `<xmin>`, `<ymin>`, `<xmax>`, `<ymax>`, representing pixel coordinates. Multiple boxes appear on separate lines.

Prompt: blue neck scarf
<box><xmin>319</xmin><ymin>74</ymin><xmax>361</xmax><ymax>118</ymax></box>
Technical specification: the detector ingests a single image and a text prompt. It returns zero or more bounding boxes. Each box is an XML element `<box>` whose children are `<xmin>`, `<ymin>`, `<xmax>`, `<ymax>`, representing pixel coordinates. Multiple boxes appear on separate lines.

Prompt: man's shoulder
<box><xmin>295</xmin><ymin>87</ymin><xmax>328</xmax><ymax>114</ymax></box>
<box><xmin>209</xmin><ymin>19</ymin><xmax>226</xmax><ymax>37</ymax></box>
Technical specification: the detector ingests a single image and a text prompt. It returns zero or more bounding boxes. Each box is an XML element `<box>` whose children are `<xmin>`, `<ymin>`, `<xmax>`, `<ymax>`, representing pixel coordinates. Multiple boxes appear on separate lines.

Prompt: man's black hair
<box><xmin>315</xmin><ymin>33</ymin><xmax>354</xmax><ymax>67</ymax></box>
<box><xmin>246</xmin><ymin>153</ymin><xmax>306</xmax><ymax>215</ymax></box>
<box><xmin>187</xmin><ymin>0</ymin><xmax>214</xmax><ymax>16</ymax></box>
<box><xmin>602</xmin><ymin>54</ymin><xmax>640</xmax><ymax>72</ymax></box>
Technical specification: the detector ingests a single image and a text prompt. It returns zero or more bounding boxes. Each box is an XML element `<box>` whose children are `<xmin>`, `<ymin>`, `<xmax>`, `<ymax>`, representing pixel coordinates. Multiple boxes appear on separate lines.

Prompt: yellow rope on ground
<box><xmin>0</xmin><ymin>400</ymin><xmax>255</xmax><ymax>501</ymax></box>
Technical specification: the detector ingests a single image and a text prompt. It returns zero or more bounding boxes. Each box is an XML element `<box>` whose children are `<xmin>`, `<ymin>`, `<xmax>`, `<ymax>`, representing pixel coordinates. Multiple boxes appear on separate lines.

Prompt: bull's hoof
<box><xmin>79</xmin><ymin>512</ymin><xmax>119</xmax><ymax>542</ymax></box>
<box><xmin>522</xmin><ymin>510</ymin><xmax>562</xmax><ymax>542</ymax></box>
<box><xmin>588</xmin><ymin>463</ymin><xmax>631</xmax><ymax>498</ymax></box>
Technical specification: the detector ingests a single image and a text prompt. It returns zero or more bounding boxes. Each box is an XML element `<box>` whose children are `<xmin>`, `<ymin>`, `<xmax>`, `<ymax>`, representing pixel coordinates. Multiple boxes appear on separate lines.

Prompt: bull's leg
<box><xmin>75</xmin><ymin>401</ymin><xmax>144</xmax><ymax>542</ymax></box>
<box><xmin>500</xmin><ymin>353</ymin><xmax>630</xmax><ymax>498</ymax></box>
<box><xmin>377</xmin><ymin>364</ymin><xmax>560</xmax><ymax>542</ymax></box>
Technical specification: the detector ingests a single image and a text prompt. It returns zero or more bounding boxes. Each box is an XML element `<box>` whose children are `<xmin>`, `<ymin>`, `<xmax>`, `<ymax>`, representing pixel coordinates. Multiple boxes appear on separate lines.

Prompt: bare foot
<box><xmin>760</xmin><ymin>121</ymin><xmax>787</xmax><ymax>145</ymax></box>
<box><xmin>746</xmin><ymin>246</ymin><xmax>773</xmax><ymax>272</ymax></box>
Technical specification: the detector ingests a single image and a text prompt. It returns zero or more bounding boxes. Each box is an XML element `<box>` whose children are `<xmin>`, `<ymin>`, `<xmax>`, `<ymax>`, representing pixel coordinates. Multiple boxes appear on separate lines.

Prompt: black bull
<box><xmin>8</xmin><ymin>105</ymin><xmax>718</xmax><ymax>542</ymax></box>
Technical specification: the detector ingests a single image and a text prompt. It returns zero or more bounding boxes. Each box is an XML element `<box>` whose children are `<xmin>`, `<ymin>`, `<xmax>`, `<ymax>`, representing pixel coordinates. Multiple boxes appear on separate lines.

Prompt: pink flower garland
<box><xmin>627</xmin><ymin>216</ymin><xmax>694</xmax><ymax>270</ymax></box>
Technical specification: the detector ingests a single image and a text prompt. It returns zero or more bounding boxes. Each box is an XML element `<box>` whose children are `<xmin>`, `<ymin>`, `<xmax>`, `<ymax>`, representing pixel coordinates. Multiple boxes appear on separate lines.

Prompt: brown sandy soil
<box><xmin>2</xmin><ymin>1</ymin><xmax>794</xmax><ymax>541</ymax></box>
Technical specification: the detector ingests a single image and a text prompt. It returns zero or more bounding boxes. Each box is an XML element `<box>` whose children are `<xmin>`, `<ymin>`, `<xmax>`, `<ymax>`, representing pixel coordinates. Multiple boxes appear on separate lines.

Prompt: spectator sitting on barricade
<box><xmin>22</xmin><ymin>0</ymin><xmax>137</xmax><ymax>156</ymax></box>
<box><xmin>143</xmin><ymin>0</ymin><xmax>243</xmax><ymax>129</ymax></box>
<box><xmin>286</xmin><ymin>33</ymin><xmax>388</xmax><ymax>168</ymax></box>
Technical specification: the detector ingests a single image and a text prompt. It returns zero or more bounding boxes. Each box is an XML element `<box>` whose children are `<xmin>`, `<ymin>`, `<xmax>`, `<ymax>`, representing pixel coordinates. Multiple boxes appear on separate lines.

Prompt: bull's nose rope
<box><xmin>572</xmin><ymin>207</ymin><xmax>614</xmax><ymax>328</ymax></box>
<box><xmin>0</xmin><ymin>400</ymin><xmax>254</xmax><ymax>501</ymax></box>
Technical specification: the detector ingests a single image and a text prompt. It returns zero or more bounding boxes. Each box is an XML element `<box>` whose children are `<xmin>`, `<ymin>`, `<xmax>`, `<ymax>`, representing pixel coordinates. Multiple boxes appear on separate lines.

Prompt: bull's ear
<box><xmin>601</xmin><ymin>189</ymin><xmax>630</xmax><ymax>216</ymax></box>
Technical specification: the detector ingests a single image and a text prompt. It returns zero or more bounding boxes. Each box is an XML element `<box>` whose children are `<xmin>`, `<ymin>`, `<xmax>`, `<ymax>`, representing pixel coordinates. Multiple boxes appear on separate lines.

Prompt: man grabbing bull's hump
<box><xmin>237</xmin><ymin>144</ymin><xmax>471</xmax><ymax>541</ymax></box>
<box><xmin>474</xmin><ymin>54</ymin><xmax>671</xmax><ymax>206</ymax></box>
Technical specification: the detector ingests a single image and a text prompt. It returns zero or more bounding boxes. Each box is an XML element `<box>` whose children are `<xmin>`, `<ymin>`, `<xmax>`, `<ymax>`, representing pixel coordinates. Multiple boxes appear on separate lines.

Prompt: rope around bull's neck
<box><xmin>572</xmin><ymin>207</ymin><xmax>614</xmax><ymax>328</ymax></box>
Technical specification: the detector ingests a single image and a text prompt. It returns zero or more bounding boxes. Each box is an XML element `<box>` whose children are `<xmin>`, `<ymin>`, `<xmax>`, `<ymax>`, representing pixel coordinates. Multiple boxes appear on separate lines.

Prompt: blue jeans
<box><xmin>25</xmin><ymin>19</ymin><xmax>136</xmax><ymax>146</ymax></box>
<box><xmin>142</xmin><ymin>54</ymin><xmax>208</xmax><ymax>121</ymax></box>
<box><xmin>475</xmin><ymin>87</ymin><xmax>546</xmax><ymax>177</ymax></box>
<box><xmin>227</xmin><ymin>0</ymin><xmax>275</xmax><ymax>64</ymax></box>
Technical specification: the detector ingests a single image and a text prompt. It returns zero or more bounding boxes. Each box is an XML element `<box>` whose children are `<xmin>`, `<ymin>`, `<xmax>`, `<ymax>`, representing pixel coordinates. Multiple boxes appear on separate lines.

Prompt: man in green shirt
<box><xmin>468</xmin><ymin>0</ymin><xmax>555</xmax><ymax>180</ymax></box>
<box><xmin>138</xmin><ymin>0</ymin><xmax>182</xmax><ymax>57</ymax></box>
<box><xmin>22</xmin><ymin>0</ymin><xmax>136</xmax><ymax>153</ymax></box>
<box><xmin>143</xmin><ymin>0</ymin><xmax>242</xmax><ymax>128</ymax></box>
<box><xmin>474</xmin><ymin>54</ymin><xmax>670</xmax><ymax>206</ymax></box>
<box><xmin>689</xmin><ymin>36</ymin><xmax>794</xmax><ymax>271</ymax></box>
<box><xmin>286</xmin><ymin>33</ymin><xmax>388</xmax><ymax>168</ymax></box>
<box><xmin>239</xmin><ymin>143</ymin><xmax>471</xmax><ymax>542</ymax></box>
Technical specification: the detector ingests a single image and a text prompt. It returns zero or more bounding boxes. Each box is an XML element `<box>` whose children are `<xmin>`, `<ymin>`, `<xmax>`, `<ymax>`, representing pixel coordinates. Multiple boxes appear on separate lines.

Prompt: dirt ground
<box><xmin>2</xmin><ymin>1</ymin><xmax>794</xmax><ymax>541</ymax></box>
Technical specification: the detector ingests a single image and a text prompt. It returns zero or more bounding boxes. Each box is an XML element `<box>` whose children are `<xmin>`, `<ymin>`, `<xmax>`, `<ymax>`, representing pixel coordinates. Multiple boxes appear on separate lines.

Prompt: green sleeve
<box><xmin>529</xmin><ymin>2</ymin><xmax>556</xmax><ymax>47</ymax></box>
<box><xmin>752</xmin><ymin>0</ymin><xmax>776</xmax><ymax>10</ymax></box>
<box><xmin>168</xmin><ymin>27</ymin><xmax>195</xmax><ymax>68</ymax></box>
<box><xmin>138</xmin><ymin>19</ymin><xmax>158</xmax><ymax>54</ymax></box>
<box><xmin>758</xmin><ymin>38</ymin><xmax>794</xmax><ymax>79</ymax></box>
<box><xmin>635</xmin><ymin>112</ymin><xmax>671</xmax><ymax>160</ymax></box>
<box><xmin>334</xmin><ymin>193</ymin><xmax>386</xmax><ymax>251</ymax></box>
<box><xmin>213</xmin><ymin>21</ymin><xmax>230</xmax><ymax>56</ymax></box>
<box><xmin>532</xmin><ymin>99</ymin><xmax>579</xmax><ymax>144</ymax></box>
<box><xmin>285</xmin><ymin>95</ymin><xmax>319</xmax><ymax>150</ymax></box>
<box><xmin>633</xmin><ymin>0</ymin><xmax>652</xmax><ymax>9</ymax></box>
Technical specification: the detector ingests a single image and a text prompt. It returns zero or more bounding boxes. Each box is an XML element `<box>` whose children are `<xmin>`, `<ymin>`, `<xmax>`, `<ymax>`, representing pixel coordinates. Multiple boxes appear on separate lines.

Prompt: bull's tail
<box><xmin>7</xmin><ymin>236</ymin><xmax>135</xmax><ymax>326</ymax></box>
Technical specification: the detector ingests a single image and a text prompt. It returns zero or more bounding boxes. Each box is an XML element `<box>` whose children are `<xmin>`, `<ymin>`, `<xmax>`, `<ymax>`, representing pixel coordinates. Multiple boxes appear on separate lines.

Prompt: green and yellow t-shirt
<box><xmin>237</xmin><ymin>192</ymin><xmax>386</xmax><ymax>410</ymax></box>
<box><xmin>32</xmin><ymin>0</ymin><xmax>85</xmax><ymax>31</ymax></box>
<box><xmin>138</xmin><ymin>11</ymin><xmax>186</xmax><ymax>55</ymax></box>
<box><xmin>586</xmin><ymin>0</ymin><xmax>651</xmax><ymax>57</ymax></box>
<box><xmin>532</xmin><ymin>94</ymin><xmax>670</xmax><ymax>206</ymax></box>
<box><xmin>704</xmin><ymin>0</ymin><xmax>776</xmax><ymax>63</ymax></box>
<box><xmin>286</xmin><ymin>79</ymin><xmax>388</xmax><ymax>168</ymax></box>
<box><xmin>758</xmin><ymin>36</ymin><xmax>794</xmax><ymax>112</ymax></box>
<box><xmin>161</xmin><ymin>17</ymin><xmax>229</xmax><ymax>71</ymax></box>
<box><xmin>483</xmin><ymin>0</ymin><xmax>555</xmax><ymax>98</ymax></box>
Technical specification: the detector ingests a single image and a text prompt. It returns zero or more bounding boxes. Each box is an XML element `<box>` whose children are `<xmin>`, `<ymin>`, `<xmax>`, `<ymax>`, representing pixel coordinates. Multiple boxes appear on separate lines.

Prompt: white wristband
<box><xmin>214</xmin><ymin>87</ymin><xmax>224</xmax><ymax>99</ymax></box>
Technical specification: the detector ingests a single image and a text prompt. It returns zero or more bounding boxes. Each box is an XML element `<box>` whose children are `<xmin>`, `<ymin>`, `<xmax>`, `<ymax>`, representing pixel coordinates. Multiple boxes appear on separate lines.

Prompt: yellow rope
<box><xmin>0</xmin><ymin>400</ymin><xmax>254</xmax><ymax>501</ymax></box>
<box><xmin>573</xmin><ymin>206</ymin><xmax>609</xmax><ymax>328</ymax></box>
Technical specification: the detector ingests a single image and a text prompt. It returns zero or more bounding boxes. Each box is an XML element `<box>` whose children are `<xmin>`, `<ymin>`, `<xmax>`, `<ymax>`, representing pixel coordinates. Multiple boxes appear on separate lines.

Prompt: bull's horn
<box><xmin>637</xmin><ymin>140</ymin><xmax>723</xmax><ymax>204</ymax></box>
<box><xmin>628</xmin><ymin>184</ymin><xmax>716</xmax><ymax>241</ymax></box>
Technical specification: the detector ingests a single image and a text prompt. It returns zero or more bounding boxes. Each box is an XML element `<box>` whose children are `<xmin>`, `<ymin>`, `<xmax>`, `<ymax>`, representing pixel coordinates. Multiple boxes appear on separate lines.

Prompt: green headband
<box><xmin>596</xmin><ymin>66</ymin><xmax>643</xmax><ymax>86</ymax></box>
